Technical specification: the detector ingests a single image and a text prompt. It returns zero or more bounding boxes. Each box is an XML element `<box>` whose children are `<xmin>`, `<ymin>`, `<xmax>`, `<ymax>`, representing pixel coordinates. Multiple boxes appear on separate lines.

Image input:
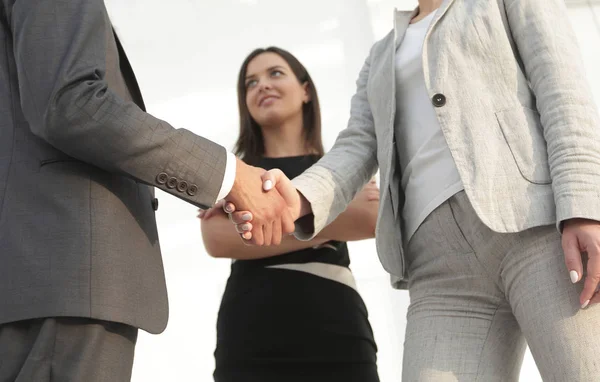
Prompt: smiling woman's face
<box><xmin>244</xmin><ymin>52</ymin><xmax>310</xmax><ymax>128</ymax></box>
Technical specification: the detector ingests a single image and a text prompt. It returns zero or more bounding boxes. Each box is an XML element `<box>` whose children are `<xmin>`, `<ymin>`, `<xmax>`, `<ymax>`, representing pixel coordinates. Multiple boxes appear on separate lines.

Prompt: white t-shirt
<box><xmin>394</xmin><ymin>10</ymin><xmax>464</xmax><ymax>242</ymax></box>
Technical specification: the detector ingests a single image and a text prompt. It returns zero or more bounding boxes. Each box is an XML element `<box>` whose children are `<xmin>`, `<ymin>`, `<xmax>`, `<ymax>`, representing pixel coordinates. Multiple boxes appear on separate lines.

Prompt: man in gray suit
<box><xmin>0</xmin><ymin>0</ymin><xmax>294</xmax><ymax>380</ymax></box>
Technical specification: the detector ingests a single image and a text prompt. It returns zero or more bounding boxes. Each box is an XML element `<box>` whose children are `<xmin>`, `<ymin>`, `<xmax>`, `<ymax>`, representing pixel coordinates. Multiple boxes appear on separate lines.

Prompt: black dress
<box><xmin>214</xmin><ymin>155</ymin><xmax>379</xmax><ymax>382</ymax></box>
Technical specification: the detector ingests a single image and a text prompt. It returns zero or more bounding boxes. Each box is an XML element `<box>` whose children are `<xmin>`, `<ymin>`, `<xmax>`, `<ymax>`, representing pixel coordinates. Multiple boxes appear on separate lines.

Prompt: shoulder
<box><xmin>369</xmin><ymin>30</ymin><xmax>394</xmax><ymax>60</ymax></box>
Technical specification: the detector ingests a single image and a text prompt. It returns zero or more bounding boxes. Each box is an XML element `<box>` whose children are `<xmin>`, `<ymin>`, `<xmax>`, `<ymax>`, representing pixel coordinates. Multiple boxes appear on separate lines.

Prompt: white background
<box><xmin>103</xmin><ymin>1</ymin><xmax>600</xmax><ymax>380</ymax></box>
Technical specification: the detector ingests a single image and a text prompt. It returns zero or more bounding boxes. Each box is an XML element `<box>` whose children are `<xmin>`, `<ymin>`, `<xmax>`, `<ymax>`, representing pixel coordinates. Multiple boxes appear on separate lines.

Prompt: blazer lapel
<box><xmin>428</xmin><ymin>0</ymin><xmax>456</xmax><ymax>33</ymax></box>
<box><xmin>394</xmin><ymin>8</ymin><xmax>419</xmax><ymax>50</ymax></box>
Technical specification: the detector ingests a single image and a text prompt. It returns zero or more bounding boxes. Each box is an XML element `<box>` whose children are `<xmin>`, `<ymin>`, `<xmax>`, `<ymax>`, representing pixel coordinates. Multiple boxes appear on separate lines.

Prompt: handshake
<box><xmin>215</xmin><ymin>158</ymin><xmax>312</xmax><ymax>246</ymax></box>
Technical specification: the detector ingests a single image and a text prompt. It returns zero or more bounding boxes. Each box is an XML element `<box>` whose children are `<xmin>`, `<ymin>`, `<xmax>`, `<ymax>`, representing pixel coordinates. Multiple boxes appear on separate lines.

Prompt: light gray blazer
<box><xmin>292</xmin><ymin>0</ymin><xmax>600</xmax><ymax>288</ymax></box>
<box><xmin>0</xmin><ymin>0</ymin><xmax>227</xmax><ymax>333</ymax></box>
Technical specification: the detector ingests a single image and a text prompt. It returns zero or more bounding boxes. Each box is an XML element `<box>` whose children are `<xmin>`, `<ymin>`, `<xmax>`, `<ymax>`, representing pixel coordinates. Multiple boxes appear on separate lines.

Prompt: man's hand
<box><xmin>562</xmin><ymin>218</ymin><xmax>600</xmax><ymax>309</ymax></box>
<box><xmin>224</xmin><ymin>159</ymin><xmax>295</xmax><ymax>246</ymax></box>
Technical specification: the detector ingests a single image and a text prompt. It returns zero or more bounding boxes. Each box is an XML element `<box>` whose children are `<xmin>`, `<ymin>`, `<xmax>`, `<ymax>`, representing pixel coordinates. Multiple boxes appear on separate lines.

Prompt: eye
<box><xmin>245</xmin><ymin>79</ymin><xmax>257</xmax><ymax>89</ymax></box>
<box><xmin>271</xmin><ymin>70</ymin><xmax>284</xmax><ymax>78</ymax></box>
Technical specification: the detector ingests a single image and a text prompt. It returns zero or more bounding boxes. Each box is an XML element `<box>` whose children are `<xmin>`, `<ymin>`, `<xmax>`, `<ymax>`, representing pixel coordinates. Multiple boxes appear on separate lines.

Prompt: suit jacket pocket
<box><xmin>40</xmin><ymin>157</ymin><xmax>80</xmax><ymax>167</ymax></box>
<box><xmin>496</xmin><ymin>107</ymin><xmax>551</xmax><ymax>184</ymax></box>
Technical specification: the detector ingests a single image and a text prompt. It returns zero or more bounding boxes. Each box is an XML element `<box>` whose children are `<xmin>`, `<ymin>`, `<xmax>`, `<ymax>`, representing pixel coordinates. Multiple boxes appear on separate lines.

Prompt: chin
<box><xmin>256</xmin><ymin>112</ymin><xmax>285</xmax><ymax>128</ymax></box>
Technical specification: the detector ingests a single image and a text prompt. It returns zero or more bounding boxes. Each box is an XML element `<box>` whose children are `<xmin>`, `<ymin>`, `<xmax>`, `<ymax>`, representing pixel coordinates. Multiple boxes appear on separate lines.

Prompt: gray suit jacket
<box><xmin>292</xmin><ymin>0</ymin><xmax>600</xmax><ymax>288</ymax></box>
<box><xmin>0</xmin><ymin>0</ymin><xmax>227</xmax><ymax>333</ymax></box>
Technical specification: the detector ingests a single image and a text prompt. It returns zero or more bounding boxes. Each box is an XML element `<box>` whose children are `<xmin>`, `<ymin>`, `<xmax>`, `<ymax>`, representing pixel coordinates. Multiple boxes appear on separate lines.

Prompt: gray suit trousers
<box><xmin>0</xmin><ymin>318</ymin><xmax>137</xmax><ymax>382</ymax></box>
<box><xmin>403</xmin><ymin>191</ymin><xmax>600</xmax><ymax>381</ymax></box>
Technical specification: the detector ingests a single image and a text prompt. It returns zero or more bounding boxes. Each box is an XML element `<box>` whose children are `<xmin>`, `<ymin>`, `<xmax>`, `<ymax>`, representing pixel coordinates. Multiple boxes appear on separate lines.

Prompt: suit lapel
<box><xmin>395</xmin><ymin>8</ymin><xmax>419</xmax><ymax>49</ymax></box>
<box><xmin>112</xmin><ymin>30</ymin><xmax>147</xmax><ymax>112</ymax></box>
<box><xmin>428</xmin><ymin>0</ymin><xmax>456</xmax><ymax>33</ymax></box>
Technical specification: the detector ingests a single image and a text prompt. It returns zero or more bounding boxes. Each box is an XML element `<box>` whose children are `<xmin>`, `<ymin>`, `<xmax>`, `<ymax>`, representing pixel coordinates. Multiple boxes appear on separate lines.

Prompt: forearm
<box><xmin>201</xmin><ymin>215</ymin><xmax>329</xmax><ymax>260</ymax></box>
<box><xmin>11</xmin><ymin>0</ymin><xmax>225</xmax><ymax>209</ymax></box>
<box><xmin>505</xmin><ymin>0</ymin><xmax>600</xmax><ymax>226</ymax></box>
<box><xmin>317</xmin><ymin>200</ymin><xmax>378</xmax><ymax>242</ymax></box>
<box><xmin>291</xmin><ymin>51</ymin><xmax>378</xmax><ymax>238</ymax></box>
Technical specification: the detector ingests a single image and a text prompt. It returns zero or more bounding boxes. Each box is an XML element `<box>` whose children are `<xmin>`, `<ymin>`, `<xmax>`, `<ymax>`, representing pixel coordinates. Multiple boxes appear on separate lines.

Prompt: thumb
<box><xmin>261</xmin><ymin>168</ymin><xmax>300</xmax><ymax>214</ymax></box>
<box><xmin>562</xmin><ymin>230</ymin><xmax>583</xmax><ymax>284</ymax></box>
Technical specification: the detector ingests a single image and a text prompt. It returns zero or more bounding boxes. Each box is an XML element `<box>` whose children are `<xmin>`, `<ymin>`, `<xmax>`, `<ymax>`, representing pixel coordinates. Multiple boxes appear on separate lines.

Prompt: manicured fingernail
<box><xmin>263</xmin><ymin>180</ymin><xmax>273</xmax><ymax>191</ymax></box>
<box><xmin>570</xmin><ymin>270</ymin><xmax>579</xmax><ymax>284</ymax></box>
<box><xmin>242</xmin><ymin>214</ymin><xmax>252</xmax><ymax>221</ymax></box>
<box><xmin>582</xmin><ymin>300</ymin><xmax>590</xmax><ymax>309</ymax></box>
<box><xmin>224</xmin><ymin>205</ymin><xmax>233</xmax><ymax>213</ymax></box>
<box><xmin>241</xmin><ymin>224</ymin><xmax>250</xmax><ymax>231</ymax></box>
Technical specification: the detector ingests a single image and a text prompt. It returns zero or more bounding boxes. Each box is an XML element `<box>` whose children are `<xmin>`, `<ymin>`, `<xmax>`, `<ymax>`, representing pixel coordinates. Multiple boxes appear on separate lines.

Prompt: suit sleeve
<box><xmin>504</xmin><ymin>0</ymin><xmax>600</xmax><ymax>229</ymax></box>
<box><xmin>10</xmin><ymin>0</ymin><xmax>226</xmax><ymax>209</ymax></box>
<box><xmin>292</xmin><ymin>48</ymin><xmax>379</xmax><ymax>239</ymax></box>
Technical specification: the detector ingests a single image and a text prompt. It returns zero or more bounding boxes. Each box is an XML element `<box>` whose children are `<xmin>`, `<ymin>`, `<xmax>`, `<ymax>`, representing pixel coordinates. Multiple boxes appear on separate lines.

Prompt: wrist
<box><xmin>225</xmin><ymin>158</ymin><xmax>243</xmax><ymax>201</ymax></box>
<box><xmin>296</xmin><ymin>191</ymin><xmax>312</xmax><ymax>220</ymax></box>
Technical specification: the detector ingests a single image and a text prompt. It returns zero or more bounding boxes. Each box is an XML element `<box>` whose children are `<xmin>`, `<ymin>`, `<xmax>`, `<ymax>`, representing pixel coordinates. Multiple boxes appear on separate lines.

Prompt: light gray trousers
<box><xmin>402</xmin><ymin>191</ymin><xmax>600</xmax><ymax>381</ymax></box>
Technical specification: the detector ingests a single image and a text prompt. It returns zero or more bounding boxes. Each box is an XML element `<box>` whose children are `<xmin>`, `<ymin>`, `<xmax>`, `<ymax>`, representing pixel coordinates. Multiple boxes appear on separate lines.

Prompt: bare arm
<box><xmin>317</xmin><ymin>181</ymin><xmax>379</xmax><ymax>242</ymax></box>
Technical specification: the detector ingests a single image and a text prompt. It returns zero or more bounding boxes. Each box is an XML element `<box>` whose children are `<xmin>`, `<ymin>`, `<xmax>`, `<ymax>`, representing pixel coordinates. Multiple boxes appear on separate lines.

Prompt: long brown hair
<box><xmin>233</xmin><ymin>47</ymin><xmax>324</xmax><ymax>165</ymax></box>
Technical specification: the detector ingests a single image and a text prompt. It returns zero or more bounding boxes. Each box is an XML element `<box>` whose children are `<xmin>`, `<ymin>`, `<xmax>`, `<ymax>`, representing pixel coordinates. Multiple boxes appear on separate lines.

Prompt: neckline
<box><xmin>261</xmin><ymin>154</ymin><xmax>318</xmax><ymax>160</ymax></box>
<box><xmin>409</xmin><ymin>9</ymin><xmax>437</xmax><ymax>27</ymax></box>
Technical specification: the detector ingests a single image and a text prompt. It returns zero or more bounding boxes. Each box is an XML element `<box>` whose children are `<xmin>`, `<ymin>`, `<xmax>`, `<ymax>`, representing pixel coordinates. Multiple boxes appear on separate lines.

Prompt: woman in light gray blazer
<box><xmin>226</xmin><ymin>0</ymin><xmax>600</xmax><ymax>380</ymax></box>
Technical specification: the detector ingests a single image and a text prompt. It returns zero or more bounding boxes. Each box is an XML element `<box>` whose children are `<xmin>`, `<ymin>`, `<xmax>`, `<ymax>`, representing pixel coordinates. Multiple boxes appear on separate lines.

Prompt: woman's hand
<box><xmin>197</xmin><ymin>199</ymin><xmax>236</xmax><ymax>220</ymax></box>
<box><xmin>562</xmin><ymin>218</ymin><xmax>600</xmax><ymax>309</ymax></box>
<box><xmin>201</xmin><ymin>199</ymin><xmax>254</xmax><ymax>241</ymax></box>
<box><xmin>198</xmin><ymin>200</ymin><xmax>252</xmax><ymax>239</ymax></box>
<box><xmin>353</xmin><ymin>178</ymin><xmax>379</xmax><ymax>203</ymax></box>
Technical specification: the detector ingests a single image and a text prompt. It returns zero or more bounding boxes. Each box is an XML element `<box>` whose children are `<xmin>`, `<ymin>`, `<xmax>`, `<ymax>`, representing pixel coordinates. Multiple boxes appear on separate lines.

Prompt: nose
<box><xmin>258</xmin><ymin>79</ymin><xmax>272</xmax><ymax>91</ymax></box>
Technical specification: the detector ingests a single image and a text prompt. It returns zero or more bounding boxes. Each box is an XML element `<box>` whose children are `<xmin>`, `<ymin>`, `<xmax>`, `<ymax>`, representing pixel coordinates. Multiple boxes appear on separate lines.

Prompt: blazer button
<box><xmin>151</xmin><ymin>198</ymin><xmax>159</xmax><ymax>211</ymax></box>
<box><xmin>432</xmin><ymin>93</ymin><xmax>446</xmax><ymax>107</ymax></box>
<box><xmin>166</xmin><ymin>177</ymin><xmax>178</xmax><ymax>189</ymax></box>
<box><xmin>156</xmin><ymin>172</ymin><xmax>168</xmax><ymax>185</ymax></box>
<box><xmin>177</xmin><ymin>180</ymin><xmax>188</xmax><ymax>193</ymax></box>
<box><xmin>187</xmin><ymin>184</ymin><xmax>198</xmax><ymax>196</ymax></box>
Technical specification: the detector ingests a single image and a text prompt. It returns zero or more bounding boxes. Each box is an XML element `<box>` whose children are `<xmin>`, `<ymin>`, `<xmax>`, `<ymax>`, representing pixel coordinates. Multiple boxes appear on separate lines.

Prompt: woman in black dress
<box><xmin>199</xmin><ymin>47</ymin><xmax>380</xmax><ymax>382</ymax></box>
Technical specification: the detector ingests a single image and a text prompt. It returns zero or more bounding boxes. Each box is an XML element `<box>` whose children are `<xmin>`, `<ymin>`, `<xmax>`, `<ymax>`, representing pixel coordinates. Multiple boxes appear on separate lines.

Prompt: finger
<box><xmin>235</xmin><ymin>222</ymin><xmax>252</xmax><ymax>234</ymax></box>
<box><xmin>241</xmin><ymin>231</ymin><xmax>252</xmax><ymax>241</ymax></box>
<box><xmin>212</xmin><ymin>199</ymin><xmax>225</xmax><ymax>212</ymax></box>
<box><xmin>222</xmin><ymin>200</ymin><xmax>236</xmax><ymax>214</ymax></box>
<box><xmin>252</xmin><ymin>223</ymin><xmax>264</xmax><ymax>246</ymax></box>
<box><xmin>588</xmin><ymin>285</ymin><xmax>600</xmax><ymax>307</ymax></box>
<box><xmin>203</xmin><ymin>208</ymin><xmax>220</xmax><ymax>220</ymax></box>
<box><xmin>263</xmin><ymin>220</ymin><xmax>273</xmax><ymax>246</ymax></box>
<box><xmin>197</xmin><ymin>210</ymin><xmax>206</xmax><ymax>219</ymax></box>
<box><xmin>367</xmin><ymin>190</ymin><xmax>380</xmax><ymax>201</ymax></box>
<box><xmin>230</xmin><ymin>211</ymin><xmax>253</xmax><ymax>225</ymax></box>
<box><xmin>203</xmin><ymin>207</ymin><xmax>221</xmax><ymax>220</ymax></box>
<box><xmin>224</xmin><ymin>202</ymin><xmax>235</xmax><ymax>213</ymax></box>
<box><xmin>562</xmin><ymin>232</ymin><xmax>583</xmax><ymax>285</ymax></box>
<box><xmin>581</xmin><ymin>246</ymin><xmax>600</xmax><ymax>308</ymax></box>
<box><xmin>271</xmin><ymin>219</ymin><xmax>282</xmax><ymax>246</ymax></box>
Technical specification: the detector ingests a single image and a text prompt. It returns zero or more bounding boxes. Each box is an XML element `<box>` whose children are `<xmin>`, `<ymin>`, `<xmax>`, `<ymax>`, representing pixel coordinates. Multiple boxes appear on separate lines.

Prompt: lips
<box><xmin>258</xmin><ymin>95</ymin><xmax>279</xmax><ymax>107</ymax></box>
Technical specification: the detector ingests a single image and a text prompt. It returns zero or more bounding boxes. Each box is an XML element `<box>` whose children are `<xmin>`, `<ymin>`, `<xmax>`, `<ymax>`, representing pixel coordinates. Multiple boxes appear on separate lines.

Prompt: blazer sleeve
<box><xmin>9</xmin><ymin>0</ymin><xmax>226</xmax><ymax>209</ymax></box>
<box><xmin>292</xmin><ymin>48</ymin><xmax>379</xmax><ymax>239</ymax></box>
<box><xmin>504</xmin><ymin>0</ymin><xmax>600</xmax><ymax>229</ymax></box>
